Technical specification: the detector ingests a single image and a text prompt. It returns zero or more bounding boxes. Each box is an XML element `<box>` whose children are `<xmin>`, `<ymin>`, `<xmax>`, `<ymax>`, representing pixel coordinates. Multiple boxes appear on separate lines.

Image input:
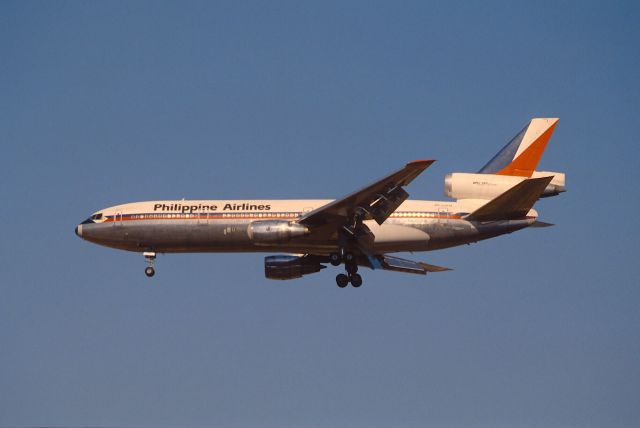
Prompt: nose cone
<box><xmin>75</xmin><ymin>224</ymin><xmax>83</xmax><ymax>237</ymax></box>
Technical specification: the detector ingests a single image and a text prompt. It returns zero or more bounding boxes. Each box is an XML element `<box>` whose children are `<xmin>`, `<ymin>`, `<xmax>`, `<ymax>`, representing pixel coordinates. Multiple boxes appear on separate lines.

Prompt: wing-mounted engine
<box><xmin>444</xmin><ymin>171</ymin><xmax>565</xmax><ymax>200</ymax></box>
<box><xmin>264</xmin><ymin>255</ymin><xmax>325</xmax><ymax>280</ymax></box>
<box><xmin>248</xmin><ymin>220</ymin><xmax>309</xmax><ymax>243</ymax></box>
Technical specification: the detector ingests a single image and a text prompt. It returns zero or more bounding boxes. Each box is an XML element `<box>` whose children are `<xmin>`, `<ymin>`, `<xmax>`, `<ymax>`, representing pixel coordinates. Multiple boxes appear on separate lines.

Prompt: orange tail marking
<box><xmin>497</xmin><ymin>120</ymin><xmax>558</xmax><ymax>177</ymax></box>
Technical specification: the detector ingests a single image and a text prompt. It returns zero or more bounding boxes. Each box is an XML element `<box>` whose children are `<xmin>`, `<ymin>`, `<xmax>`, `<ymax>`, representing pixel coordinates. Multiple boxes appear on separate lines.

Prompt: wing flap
<box><xmin>369</xmin><ymin>186</ymin><xmax>409</xmax><ymax>224</ymax></box>
<box><xmin>464</xmin><ymin>176</ymin><xmax>553</xmax><ymax>222</ymax></box>
<box><xmin>370</xmin><ymin>254</ymin><xmax>452</xmax><ymax>275</ymax></box>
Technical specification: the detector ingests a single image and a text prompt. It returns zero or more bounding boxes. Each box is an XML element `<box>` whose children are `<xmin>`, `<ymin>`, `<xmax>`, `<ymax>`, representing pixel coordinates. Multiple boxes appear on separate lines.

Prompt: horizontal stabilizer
<box><xmin>465</xmin><ymin>176</ymin><xmax>553</xmax><ymax>222</ymax></box>
<box><xmin>372</xmin><ymin>254</ymin><xmax>451</xmax><ymax>275</ymax></box>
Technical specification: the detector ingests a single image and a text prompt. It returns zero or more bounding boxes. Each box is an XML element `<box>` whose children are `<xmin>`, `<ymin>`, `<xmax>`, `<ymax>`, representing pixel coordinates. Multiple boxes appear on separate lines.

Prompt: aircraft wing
<box><xmin>299</xmin><ymin>160</ymin><xmax>435</xmax><ymax>227</ymax></box>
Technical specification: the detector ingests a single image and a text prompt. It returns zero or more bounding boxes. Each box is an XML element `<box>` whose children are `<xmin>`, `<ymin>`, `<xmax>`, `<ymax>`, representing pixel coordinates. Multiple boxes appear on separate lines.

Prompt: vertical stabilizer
<box><xmin>479</xmin><ymin>118</ymin><xmax>559</xmax><ymax>177</ymax></box>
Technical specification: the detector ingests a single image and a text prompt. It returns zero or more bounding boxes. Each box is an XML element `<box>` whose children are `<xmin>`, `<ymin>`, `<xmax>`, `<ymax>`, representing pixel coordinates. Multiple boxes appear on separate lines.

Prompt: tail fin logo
<box><xmin>479</xmin><ymin>118</ymin><xmax>559</xmax><ymax>177</ymax></box>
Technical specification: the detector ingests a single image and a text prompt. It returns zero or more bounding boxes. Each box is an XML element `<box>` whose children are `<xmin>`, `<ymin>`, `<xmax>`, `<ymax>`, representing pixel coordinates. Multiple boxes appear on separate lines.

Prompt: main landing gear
<box><xmin>144</xmin><ymin>251</ymin><xmax>156</xmax><ymax>277</ymax></box>
<box><xmin>330</xmin><ymin>251</ymin><xmax>363</xmax><ymax>288</ymax></box>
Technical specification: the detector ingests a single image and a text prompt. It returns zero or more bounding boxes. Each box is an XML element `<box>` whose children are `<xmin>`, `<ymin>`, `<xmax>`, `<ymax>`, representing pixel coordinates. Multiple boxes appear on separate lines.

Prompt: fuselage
<box><xmin>75</xmin><ymin>198</ymin><xmax>537</xmax><ymax>255</ymax></box>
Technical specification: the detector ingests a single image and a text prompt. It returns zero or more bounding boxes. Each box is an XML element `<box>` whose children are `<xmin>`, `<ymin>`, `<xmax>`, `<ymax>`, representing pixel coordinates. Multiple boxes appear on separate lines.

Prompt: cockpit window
<box><xmin>91</xmin><ymin>213</ymin><xmax>103</xmax><ymax>220</ymax></box>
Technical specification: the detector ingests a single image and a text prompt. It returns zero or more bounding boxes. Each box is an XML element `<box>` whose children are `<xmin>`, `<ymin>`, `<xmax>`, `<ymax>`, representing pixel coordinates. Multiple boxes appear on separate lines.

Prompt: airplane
<box><xmin>75</xmin><ymin>118</ymin><xmax>565</xmax><ymax>287</ymax></box>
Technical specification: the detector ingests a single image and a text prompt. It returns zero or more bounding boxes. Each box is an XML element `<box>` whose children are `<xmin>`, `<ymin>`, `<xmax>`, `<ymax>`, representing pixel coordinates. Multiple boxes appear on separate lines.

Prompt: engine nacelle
<box><xmin>248</xmin><ymin>220</ymin><xmax>309</xmax><ymax>243</ymax></box>
<box><xmin>264</xmin><ymin>255</ymin><xmax>325</xmax><ymax>280</ymax></box>
<box><xmin>531</xmin><ymin>171</ymin><xmax>567</xmax><ymax>198</ymax></box>
<box><xmin>444</xmin><ymin>171</ymin><xmax>566</xmax><ymax>200</ymax></box>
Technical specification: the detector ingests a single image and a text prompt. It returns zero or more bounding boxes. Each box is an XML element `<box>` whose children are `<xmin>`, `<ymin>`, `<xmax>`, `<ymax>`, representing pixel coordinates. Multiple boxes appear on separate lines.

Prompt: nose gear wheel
<box><xmin>143</xmin><ymin>251</ymin><xmax>156</xmax><ymax>278</ymax></box>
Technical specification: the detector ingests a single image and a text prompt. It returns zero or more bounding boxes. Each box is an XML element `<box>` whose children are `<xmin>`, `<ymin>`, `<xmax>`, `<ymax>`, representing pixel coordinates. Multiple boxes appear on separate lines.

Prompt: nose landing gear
<box><xmin>144</xmin><ymin>251</ymin><xmax>156</xmax><ymax>277</ymax></box>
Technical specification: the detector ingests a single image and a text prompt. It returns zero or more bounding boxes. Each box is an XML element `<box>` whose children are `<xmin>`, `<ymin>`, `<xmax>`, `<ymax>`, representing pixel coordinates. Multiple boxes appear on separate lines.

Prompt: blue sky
<box><xmin>1</xmin><ymin>1</ymin><xmax>639</xmax><ymax>427</ymax></box>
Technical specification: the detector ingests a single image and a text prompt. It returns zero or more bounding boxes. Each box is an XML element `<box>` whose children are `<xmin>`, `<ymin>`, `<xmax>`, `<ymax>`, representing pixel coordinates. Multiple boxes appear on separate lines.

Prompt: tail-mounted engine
<box><xmin>264</xmin><ymin>255</ymin><xmax>325</xmax><ymax>280</ymax></box>
<box><xmin>444</xmin><ymin>171</ymin><xmax>566</xmax><ymax>200</ymax></box>
<box><xmin>248</xmin><ymin>220</ymin><xmax>309</xmax><ymax>243</ymax></box>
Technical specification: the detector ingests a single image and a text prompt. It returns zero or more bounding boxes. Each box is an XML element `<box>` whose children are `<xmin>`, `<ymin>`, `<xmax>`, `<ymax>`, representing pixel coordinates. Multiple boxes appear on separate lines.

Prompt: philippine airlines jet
<box><xmin>75</xmin><ymin>118</ymin><xmax>565</xmax><ymax>287</ymax></box>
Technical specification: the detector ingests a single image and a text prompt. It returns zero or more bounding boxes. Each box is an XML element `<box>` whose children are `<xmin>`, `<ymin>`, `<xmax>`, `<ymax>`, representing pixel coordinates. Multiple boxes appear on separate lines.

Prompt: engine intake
<box><xmin>248</xmin><ymin>220</ymin><xmax>309</xmax><ymax>243</ymax></box>
<box><xmin>265</xmin><ymin>255</ymin><xmax>325</xmax><ymax>280</ymax></box>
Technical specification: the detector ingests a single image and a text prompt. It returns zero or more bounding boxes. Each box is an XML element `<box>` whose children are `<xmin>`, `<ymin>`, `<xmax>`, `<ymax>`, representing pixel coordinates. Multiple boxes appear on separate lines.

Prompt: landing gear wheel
<box><xmin>336</xmin><ymin>273</ymin><xmax>349</xmax><ymax>288</ymax></box>
<box><xmin>143</xmin><ymin>251</ymin><xmax>156</xmax><ymax>278</ymax></box>
<box><xmin>329</xmin><ymin>252</ymin><xmax>342</xmax><ymax>266</ymax></box>
<box><xmin>344</xmin><ymin>252</ymin><xmax>355</xmax><ymax>263</ymax></box>
<box><xmin>350</xmin><ymin>273</ymin><xmax>362</xmax><ymax>288</ymax></box>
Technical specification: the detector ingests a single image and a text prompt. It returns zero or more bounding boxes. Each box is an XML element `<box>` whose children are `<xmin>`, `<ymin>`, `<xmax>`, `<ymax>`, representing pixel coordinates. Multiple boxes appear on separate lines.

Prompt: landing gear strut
<box><xmin>333</xmin><ymin>222</ymin><xmax>365</xmax><ymax>287</ymax></box>
<box><xmin>144</xmin><ymin>251</ymin><xmax>156</xmax><ymax>277</ymax></box>
<box><xmin>333</xmin><ymin>250</ymin><xmax>364</xmax><ymax>288</ymax></box>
